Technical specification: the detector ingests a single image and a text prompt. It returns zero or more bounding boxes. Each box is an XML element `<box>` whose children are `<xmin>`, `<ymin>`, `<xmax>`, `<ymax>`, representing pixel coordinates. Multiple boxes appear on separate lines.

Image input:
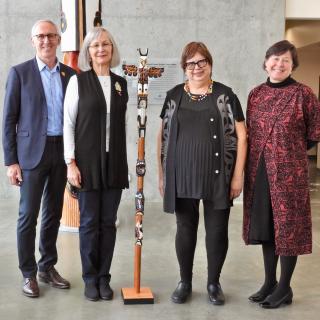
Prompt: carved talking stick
<box><xmin>121</xmin><ymin>50</ymin><xmax>164</xmax><ymax>304</ymax></box>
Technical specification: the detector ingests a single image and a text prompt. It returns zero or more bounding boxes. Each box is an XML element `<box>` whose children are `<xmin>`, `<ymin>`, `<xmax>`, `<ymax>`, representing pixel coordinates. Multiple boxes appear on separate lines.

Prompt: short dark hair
<box><xmin>181</xmin><ymin>42</ymin><xmax>213</xmax><ymax>71</ymax></box>
<box><xmin>263</xmin><ymin>40</ymin><xmax>299</xmax><ymax>70</ymax></box>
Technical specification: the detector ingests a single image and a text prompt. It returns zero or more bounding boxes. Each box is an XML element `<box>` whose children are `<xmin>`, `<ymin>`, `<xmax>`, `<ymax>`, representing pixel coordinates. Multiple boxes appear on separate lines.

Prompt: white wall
<box><xmin>286</xmin><ymin>0</ymin><xmax>320</xmax><ymax>19</ymax></box>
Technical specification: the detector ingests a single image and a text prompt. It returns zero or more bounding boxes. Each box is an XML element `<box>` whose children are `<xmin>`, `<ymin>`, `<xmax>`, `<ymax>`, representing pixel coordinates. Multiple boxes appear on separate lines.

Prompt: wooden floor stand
<box><xmin>121</xmin><ymin>287</ymin><xmax>154</xmax><ymax>305</ymax></box>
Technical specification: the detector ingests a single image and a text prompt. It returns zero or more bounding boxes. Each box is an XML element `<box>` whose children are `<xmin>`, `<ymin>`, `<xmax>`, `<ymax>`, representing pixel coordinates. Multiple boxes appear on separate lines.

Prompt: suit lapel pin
<box><xmin>115</xmin><ymin>81</ymin><xmax>122</xmax><ymax>96</ymax></box>
<box><xmin>61</xmin><ymin>71</ymin><xmax>66</xmax><ymax>77</ymax></box>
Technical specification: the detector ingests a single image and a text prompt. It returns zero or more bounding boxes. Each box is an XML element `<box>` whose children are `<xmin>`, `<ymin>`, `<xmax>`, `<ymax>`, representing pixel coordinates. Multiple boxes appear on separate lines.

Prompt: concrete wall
<box><xmin>0</xmin><ymin>0</ymin><xmax>286</xmax><ymax>201</ymax></box>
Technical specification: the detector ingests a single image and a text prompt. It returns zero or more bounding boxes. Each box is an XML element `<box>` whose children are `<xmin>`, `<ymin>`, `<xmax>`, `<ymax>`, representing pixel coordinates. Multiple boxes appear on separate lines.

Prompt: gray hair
<box><xmin>78</xmin><ymin>27</ymin><xmax>120</xmax><ymax>71</ymax></box>
<box><xmin>31</xmin><ymin>19</ymin><xmax>59</xmax><ymax>37</ymax></box>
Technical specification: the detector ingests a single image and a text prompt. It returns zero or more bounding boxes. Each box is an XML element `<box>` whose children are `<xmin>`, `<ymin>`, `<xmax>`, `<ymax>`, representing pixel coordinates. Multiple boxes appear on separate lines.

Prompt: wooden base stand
<box><xmin>121</xmin><ymin>287</ymin><xmax>154</xmax><ymax>305</ymax></box>
<box><xmin>60</xmin><ymin>188</ymin><xmax>80</xmax><ymax>231</ymax></box>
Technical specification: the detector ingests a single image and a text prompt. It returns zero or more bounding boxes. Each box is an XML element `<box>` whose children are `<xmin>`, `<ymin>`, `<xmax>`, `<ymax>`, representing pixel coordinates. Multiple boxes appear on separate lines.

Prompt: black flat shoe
<box><xmin>99</xmin><ymin>281</ymin><xmax>113</xmax><ymax>300</ymax></box>
<box><xmin>260</xmin><ymin>287</ymin><xmax>293</xmax><ymax>309</ymax></box>
<box><xmin>207</xmin><ymin>283</ymin><xmax>225</xmax><ymax>305</ymax></box>
<box><xmin>171</xmin><ymin>281</ymin><xmax>192</xmax><ymax>304</ymax></box>
<box><xmin>248</xmin><ymin>282</ymin><xmax>278</xmax><ymax>303</ymax></box>
<box><xmin>84</xmin><ymin>282</ymin><xmax>99</xmax><ymax>301</ymax></box>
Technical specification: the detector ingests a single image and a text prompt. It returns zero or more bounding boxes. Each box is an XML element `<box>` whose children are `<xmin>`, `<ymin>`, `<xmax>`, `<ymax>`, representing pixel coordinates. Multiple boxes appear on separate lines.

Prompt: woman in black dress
<box><xmin>157</xmin><ymin>42</ymin><xmax>247</xmax><ymax>305</ymax></box>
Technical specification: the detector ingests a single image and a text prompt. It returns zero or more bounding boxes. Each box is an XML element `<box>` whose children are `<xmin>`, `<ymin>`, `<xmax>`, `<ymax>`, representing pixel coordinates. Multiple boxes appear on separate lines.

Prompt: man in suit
<box><xmin>2</xmin><ymin>19</ymin><xmax>75</xmax><ymax>298</ymax></box>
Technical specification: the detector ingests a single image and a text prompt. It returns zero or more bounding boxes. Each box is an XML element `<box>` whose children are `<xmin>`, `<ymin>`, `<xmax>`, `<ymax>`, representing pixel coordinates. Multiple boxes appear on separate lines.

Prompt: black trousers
<box><xmin>78</xmin><ymin>187</ymin><xmax>122</xmax><ymax>284</ymax></box>
<box><xmin>17</xmin><ymin>138</ymin><xmax>66</xmax><ymax>278</ymax></box>
<box><xmin>175</xmin><ymin>198</ymin><xmax>230</xmax><ymax>284</ymax></box>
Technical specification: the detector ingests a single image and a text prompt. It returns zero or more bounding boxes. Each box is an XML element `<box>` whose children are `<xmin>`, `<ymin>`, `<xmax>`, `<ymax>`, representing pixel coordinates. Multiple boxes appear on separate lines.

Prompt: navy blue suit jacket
<box><xmin>2</xmin><ymin>58</ymin><xmax>75</xmax><ymax>170</ymax></box>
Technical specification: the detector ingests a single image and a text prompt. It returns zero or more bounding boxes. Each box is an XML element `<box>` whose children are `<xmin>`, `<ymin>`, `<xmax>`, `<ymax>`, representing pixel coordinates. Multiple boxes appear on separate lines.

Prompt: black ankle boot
<box><xmin>171</xmin><ymin>281</ymin><xmax>192</xmax><ymax>304</ymax></box>
<box><xmin>99</xmin><ymin>280</ymin><xmax>113</xmax><ymax>300</ymax></box>
<box><xmin>207</xmin><ymin>283</ymin><xmax>225</xmax><ymax>305</ymax></box>
<box><xmin>84</xmin><ymin>282</ymin><xmax>99</xmax><ymax>301</ymax></box>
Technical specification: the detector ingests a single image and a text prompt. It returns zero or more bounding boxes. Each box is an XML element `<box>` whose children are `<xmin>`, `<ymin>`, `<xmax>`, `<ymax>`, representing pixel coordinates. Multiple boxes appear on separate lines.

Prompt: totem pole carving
<box><xmin>121</xmin><ymin>49</ymin><xmax>164</xmax><ymax>304</ymax></box>
<box><xmin>60</xmin><ymin>0</ymin><xmax>102</xmax><ymax>71</ymax></box>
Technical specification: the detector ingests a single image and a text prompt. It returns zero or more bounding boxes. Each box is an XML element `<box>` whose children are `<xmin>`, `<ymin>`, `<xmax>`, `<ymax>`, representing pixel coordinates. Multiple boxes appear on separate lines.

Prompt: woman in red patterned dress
<box><xmin>243</xmin><ymin>40</ymin><xmax>320</xmax><ymax>309</ymax></box>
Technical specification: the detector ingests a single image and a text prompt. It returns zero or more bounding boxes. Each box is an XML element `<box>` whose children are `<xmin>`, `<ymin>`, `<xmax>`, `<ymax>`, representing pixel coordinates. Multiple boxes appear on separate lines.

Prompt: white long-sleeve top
<box><xmin>63</xmin><ymin>74</ymin><xmax>111</xmax><ymax>162</ymax></box>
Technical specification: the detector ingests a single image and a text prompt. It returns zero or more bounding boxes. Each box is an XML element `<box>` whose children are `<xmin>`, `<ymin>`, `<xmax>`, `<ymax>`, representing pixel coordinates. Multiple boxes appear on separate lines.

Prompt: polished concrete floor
<box><xmin>1</xmin><ymin>160</ymin><xmax>320</xmax><ymax>320</ymax></box>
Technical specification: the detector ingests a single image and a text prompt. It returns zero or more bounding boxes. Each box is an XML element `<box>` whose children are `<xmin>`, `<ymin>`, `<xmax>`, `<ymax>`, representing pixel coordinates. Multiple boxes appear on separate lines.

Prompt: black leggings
<box><xmin>175</xmin><ymin>198</ymin><xmax>230</xmax><ymax>284</ymax></box>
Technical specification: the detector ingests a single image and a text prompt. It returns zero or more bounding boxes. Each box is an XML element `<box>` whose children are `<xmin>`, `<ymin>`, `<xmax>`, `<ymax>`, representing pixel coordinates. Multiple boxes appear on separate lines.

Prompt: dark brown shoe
<box><xmin>22</xmin><ymin>277</ymin><xmax>39</xmax><ymax>298</ymax></box>
<box><xmin>38</xmin><ymin>267</ymin><xmax>70</xmax><ymax>289</ymax></box>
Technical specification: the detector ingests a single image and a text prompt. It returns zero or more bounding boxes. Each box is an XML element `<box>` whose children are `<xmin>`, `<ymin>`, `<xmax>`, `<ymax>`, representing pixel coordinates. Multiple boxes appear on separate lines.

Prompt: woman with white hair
<box><xmin>64</xmin><ymin>27</ymin><xmax>129</xmax><ymax>301</ymax></box>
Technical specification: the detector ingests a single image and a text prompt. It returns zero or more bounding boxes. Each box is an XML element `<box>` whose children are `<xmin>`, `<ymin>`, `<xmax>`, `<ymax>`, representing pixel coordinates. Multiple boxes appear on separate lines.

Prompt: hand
<box><xmin>158</xmin><ymin>175</ymin><xmax>164</xmax><ymax>198</ymax></box>
<box><xmin>229</xmin><ymin>175</ymin><xmax>243</xmax><ymax>200</ymax></box>
<box><xmin>67</xmin><ymin>162</ymin><xmax>82</xmax><ymax>188</ymax></box>
<box><xmin>7</xmin><ymin>164</ymin><xmax>23</xmax><ymax>186</ymax></box>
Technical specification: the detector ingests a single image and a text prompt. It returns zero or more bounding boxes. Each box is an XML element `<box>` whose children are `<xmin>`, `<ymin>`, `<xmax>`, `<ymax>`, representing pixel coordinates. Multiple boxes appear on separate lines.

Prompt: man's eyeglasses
<box><xmin>89</xmin><ymin>42</ymin><xmax>113</xmax><ymax>50</ymax></box>
<box><xmin>33</xmin><ymin>33</ymin><xmax>59</xmax><ymax>41</ymax></box>
<box><xmin>185</xmin><ymin>58</ymin><xmax>208</xmax><ymax>70</ymax></box>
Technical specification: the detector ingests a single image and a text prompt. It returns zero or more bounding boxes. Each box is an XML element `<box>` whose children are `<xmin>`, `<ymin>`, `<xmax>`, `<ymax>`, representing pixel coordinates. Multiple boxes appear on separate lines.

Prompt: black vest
<box><xmin>75</xmin><ymin>70</ymin><xmax>129</xmax><ymax>190</ymax></box>
<box><xmin>161</xmin><ymin>82</ymin><xmax>240</xmax><ymax>213</ymax></box>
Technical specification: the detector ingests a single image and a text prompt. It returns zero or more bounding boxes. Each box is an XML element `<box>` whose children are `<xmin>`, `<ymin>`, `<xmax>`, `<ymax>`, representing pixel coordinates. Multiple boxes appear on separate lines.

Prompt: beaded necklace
<box><xmin>184</xmin><ymin>79</ymin><xmax>213</xmax><ymax>102</ymax></box>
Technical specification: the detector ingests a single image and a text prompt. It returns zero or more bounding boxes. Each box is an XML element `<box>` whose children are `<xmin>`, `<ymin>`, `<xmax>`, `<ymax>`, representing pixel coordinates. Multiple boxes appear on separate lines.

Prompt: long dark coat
<box><xmin>243</xmin><ymin>82</ymin><xmax>320</xmax><ymax>256</ymax></box>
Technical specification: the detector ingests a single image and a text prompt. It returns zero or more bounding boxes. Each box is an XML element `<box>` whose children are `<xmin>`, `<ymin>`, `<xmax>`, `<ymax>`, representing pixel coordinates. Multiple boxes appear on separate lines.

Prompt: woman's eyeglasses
<box><xmin>185</xmin><ymin>58</ymin><xmax>208</xmax><ymax>70</ymax></box>
<box><xmin>89</xmin><ymin>42</ymin><xmax>113</xmax><ymax>50</ymax></box>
